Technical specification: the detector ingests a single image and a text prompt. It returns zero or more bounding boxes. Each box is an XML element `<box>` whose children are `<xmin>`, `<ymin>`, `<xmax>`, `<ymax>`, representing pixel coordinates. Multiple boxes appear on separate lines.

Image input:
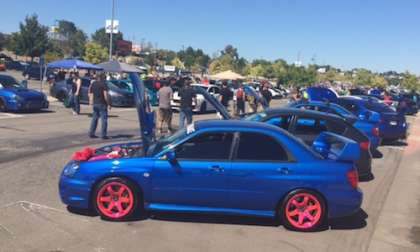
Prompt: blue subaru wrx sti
<box><xmin>0</xmin><ymin>74</ymin><xmax>49</xmax><ymax>112</ymax></box>
<box><xmin>59</xmin><ymin>120</ymin><xmax>362</xmax><ymax>231</ymax></box>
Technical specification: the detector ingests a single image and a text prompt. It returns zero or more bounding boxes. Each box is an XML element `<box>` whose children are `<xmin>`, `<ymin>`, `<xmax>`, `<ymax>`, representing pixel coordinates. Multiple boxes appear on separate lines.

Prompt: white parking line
<box><xmin>0</xmin><ymin>113</ymin><xmax>23</xmax><ymax>120</ymax></box>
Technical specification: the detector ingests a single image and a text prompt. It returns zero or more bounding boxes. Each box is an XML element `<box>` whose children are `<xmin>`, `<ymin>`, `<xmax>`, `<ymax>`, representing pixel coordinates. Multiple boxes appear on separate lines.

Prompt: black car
<box><xmin>50</xmin><ymin>77</ymin><xmax>134</xmax><ymax>107</ymax></box>
<box><xmin>245</xmin><ymin>108</ymin><xmax>373</xmax><ymax>180</ymax></box>
<box><xmin>5</xmin><ymin>61</ymin><xmax>26</xmax><ymax>71</ymax></box>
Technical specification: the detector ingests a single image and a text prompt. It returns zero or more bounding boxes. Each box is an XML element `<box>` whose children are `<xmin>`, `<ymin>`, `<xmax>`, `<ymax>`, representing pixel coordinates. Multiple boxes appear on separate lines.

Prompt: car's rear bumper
<box><xmin>328</xmin><ymin>188</ymin><xmax>363</xmax><ymax>219</ymax></box>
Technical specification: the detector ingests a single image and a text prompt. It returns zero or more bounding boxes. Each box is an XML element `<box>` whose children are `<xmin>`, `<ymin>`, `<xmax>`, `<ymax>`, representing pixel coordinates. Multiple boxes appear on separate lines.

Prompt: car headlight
<box><xmin>63</xmin><ymin>162</ymin><xmax>80</xmax><ymax>177</ymax></box>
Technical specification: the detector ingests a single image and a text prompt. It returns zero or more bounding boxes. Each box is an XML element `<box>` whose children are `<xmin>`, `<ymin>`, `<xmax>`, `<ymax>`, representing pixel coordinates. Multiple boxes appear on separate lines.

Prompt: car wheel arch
<box><xmin>274</xmin><ymin>187</ymin><xmax>329</xmax><ymax>219</ymax></box>
<box><xmin>89</xmin><ymin>175</ymin><xmax>144</xmax><ymax>210</ymax></box>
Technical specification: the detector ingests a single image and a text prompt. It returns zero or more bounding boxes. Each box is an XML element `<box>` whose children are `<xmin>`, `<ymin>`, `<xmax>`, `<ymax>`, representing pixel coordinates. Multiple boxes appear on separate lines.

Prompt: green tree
<box><xmin>171</xmin><ymin>57</ymin><xmax>185</xmax><ymax>69</ymax></box>
<box><xmin>354</xmin><ymin>69</ymin><xmax>373</xmax><ymax>86</ymax></box>
<box><xmin>0</xmin><ymin>32</ymin><xmax>6</xmax><ymax>51</ymax></box>
<box><xmin>49</xmin><ymin>20</ymin><xmax>87</xmax><ymax>57</ymax></box>
<box><xmin>8</xmin><ymin>14</ymin><xmax>49</xmax><ymax>61</ymax></box>
<box><xmin>84</xmin><ymin>42</ymin><xmax>108</xmax><ymax>64</ymax></box>
<box><xmin>91</xmin><ymin>28</ymin><xmax>123</xmax><ymax>53</ymax></box>
<box><xmin>402</xmin><ymin>72</ymin><xmax>419</xmax><ymax>91</ymax></box>
<box><xmin>371</xmin><ymin>75</ymin><xmax>388</xmax><ymax>88</ymax></box>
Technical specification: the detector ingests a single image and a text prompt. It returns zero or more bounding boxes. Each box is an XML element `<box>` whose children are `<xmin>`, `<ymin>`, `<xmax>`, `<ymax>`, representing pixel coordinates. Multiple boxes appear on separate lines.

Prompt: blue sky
<box><xmin>1</xmin><ymin>0</ymin><xmax>419</xmax><ymax>73</ymax></box>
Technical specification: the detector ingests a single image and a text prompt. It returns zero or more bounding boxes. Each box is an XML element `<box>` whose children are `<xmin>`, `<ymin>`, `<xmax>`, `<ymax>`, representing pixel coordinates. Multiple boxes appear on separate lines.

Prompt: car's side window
<box><xmin>338</xmin><ymin>100</ymin><xmax>358</xmax><ymax>112</ymax></box>
<box><xmin>236</xmin><ymin>132</ymin><xmax>290</xmax><ymax>161</ymax></box>
<box><xmin>175</xmin><ymin>132</ymin><xmax>233</xmax><ymax>160</ymax></box>
<box><xmin>295</xmin><ymin>117</ymin><xmax>327</xmax><ymax>134</ymax></box>
<box><xmin>266</xmin><ymin>116</ymin><xmax>292</xmax><ymax>130</ymax></box>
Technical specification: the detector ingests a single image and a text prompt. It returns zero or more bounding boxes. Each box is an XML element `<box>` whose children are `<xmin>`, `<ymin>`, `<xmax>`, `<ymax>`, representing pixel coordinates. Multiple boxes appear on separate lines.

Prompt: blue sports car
<box><xmin>289</xmin><ymin>101</ymin><xmax>381</xmax><ymax>151</ymax></box>
<box><xmin>59</xmin><ymin>75</ymin><xmax>363</xmax><ymax>232</ymax></box>
<box><xmin>0</xmin><ymin>74</ymin><xmax>49</xmax><ymax>112</ymax></box>
<box><xmin>337</xmin><ymin>96</ymin><xmax>408</xmax><ymax>141</ymax></box>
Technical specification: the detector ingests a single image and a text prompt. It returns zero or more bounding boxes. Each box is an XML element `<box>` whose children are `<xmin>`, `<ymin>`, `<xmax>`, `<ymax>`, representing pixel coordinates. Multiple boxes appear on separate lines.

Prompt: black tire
<box><xmin>280</xmin><ymin>189</ymin><xmax>326</xmax><ymax>232</ymax></box>
<box><xmin>93</xmin><ymin>177</ymin><xmax>139</xmax><ymax>221</ymax></box>
<box><xmin>57</xmin><ymin>92</ymin><xmax>68</xmax><ymax>102</ymax></box>
<box><xmin>199</xmin><ymin>102</ymin><xmax>207</xmax><ymax>113</ymax></box>
<box><xmin>0</xmin><ymin>99</ymin><xmax>7</xmax><ymax>112</ymax></box>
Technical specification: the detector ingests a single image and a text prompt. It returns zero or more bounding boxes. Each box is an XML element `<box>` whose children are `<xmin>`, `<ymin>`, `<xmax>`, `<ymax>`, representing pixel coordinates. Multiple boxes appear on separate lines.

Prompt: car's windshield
<box><xmin>244</xmin><ymin>112</ymin><xmax>267</xmax><ymax>121</ymax></box>
<box><xmin>0</xmin><ymin>76</ymin><xmax>21</xmax><ymax>89</ymax></box>
<box><xmin>110</xmin><ymin>80</ymin><xmax>133</xmax><ymax>92</ymax></box>
<box><xmin>146</xmin><ymin>128</ymin><xmax>188</xmax><ymax>156</ymax></box>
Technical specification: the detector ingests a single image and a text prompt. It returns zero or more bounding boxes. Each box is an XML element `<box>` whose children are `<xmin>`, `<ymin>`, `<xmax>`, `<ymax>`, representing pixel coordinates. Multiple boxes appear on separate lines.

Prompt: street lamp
<box><xmin>109</xmin><ymin>0</ymin><xmax>115</xmax><ymax>60</ymax></box>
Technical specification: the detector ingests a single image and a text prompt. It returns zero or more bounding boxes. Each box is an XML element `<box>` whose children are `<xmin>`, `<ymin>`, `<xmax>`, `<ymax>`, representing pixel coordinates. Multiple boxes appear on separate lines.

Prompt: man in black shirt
<box><xmin>88</xmin><ymin>73</ymin><xmax>110</xmax><ymax>139</ymax></box>
<box><xmin>261</xmin><ymin>84</ymin><xmax>272</xmax><ymax>109</ymax></box>
<box><xmin>220</xmin><ymin>82</ymin><xmax>233</xmax><ymax>109</ymax></box>
<box><xmin>178</xmin><ymin>79</ymin><xmax>196</xmax><ymax>128</ymax></box>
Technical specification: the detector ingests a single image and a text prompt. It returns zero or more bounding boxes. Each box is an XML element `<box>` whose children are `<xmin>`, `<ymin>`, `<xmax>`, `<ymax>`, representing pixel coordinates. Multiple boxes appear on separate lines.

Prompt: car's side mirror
<box><xmin>165</xmin><ymin>150</ymin><xmax>177</xmax><ymax>163</ymax></box>
<box><xmin>20</xmin><ymin>80</ymin><xmax>28</xmax><ymax>88</ymax></box>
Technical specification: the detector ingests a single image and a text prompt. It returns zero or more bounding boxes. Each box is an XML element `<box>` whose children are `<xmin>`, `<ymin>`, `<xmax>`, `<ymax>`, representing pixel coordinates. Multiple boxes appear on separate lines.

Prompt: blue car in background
<box><xmin>337</xmin><ymin>96</ymin><xmax>408</xmax><ymax>141</ymax></box>
<box><xmin>303</xmin><ymin>87</ymin><xmax>407</xmax><ymax>142</ymax></box>
<box><xmin>0</xmin><ymin>74</ymin><xmax>49</xmax><ymax>112</ymax></box>
<box><xmin>59</xmin><ymin>75</ymin><xmax>363</xmax><ymax>232</ymax></box>
<box><xmin>289</xmin><ymin>101</ymin><xmax>381</xmax><ymax>151</ymax></box>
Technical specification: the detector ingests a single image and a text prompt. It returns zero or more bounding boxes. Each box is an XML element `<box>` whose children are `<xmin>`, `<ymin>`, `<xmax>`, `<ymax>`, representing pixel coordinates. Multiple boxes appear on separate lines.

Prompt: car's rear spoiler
<box><xmin>312</xmin><ymin>132</ymin><xmax>360</xmax><ymax>162</ymax></box>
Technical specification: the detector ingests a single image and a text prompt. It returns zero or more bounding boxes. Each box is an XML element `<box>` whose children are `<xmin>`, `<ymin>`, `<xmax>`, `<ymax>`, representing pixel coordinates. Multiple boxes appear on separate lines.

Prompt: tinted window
<box><xmin>236</xmin><ymin>132</ymin><xmax>289</xmax><ymax>161</ymax></box>
<box><xmin>0</xmin><ymin>76</ymin><xmax>19</xmax><ymax>86</ymax></box>
<box><xmin>209</xmin><ymin>87</ymin><xmax>220</xmax><ymax>94</ymax></box>
<box><xmin>295</xmin><ymin>117</ymin><xmax>327</xmax><ymax>134</ymax></box>
<box><xmin>266</xmin><ymin>115</ymin><xmax>292</xmax><ymax>130</ymax></box>
<box><xmin>338</xmin><ymin>100</ymin><xmax>358</xmax><ymax>112</ymax></box>
<box><xmin>176</xmin><ymin>132</ymin><xmax>233</xmax><ymax>160</ymax></box>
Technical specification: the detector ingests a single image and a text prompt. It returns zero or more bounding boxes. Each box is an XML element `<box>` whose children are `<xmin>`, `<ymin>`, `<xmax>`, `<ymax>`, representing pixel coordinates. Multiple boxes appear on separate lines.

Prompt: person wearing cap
<box><xmin>178</xmin><ymin>78</ymin><xmax>196</xmax><ymax>128</ymax></box>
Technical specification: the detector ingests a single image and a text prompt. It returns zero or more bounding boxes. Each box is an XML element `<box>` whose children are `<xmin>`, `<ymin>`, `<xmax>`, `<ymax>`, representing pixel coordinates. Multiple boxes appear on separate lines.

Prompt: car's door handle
<box><xmin>209</xmin><ymin>165</ymin><xmax>224</xmax><ymax>172</ymax></box>
<box><xmin>277</xmin><ymin>167</ymin><xmax>290</xmax><ymax>175</ymax></box>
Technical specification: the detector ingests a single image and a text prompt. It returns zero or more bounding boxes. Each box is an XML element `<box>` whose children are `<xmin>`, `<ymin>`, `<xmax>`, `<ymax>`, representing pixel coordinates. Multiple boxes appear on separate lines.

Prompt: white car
<box><xmin>171</xmin><ymin>84</ymin><xmax>221</xmax><ymax>113</ymax></box>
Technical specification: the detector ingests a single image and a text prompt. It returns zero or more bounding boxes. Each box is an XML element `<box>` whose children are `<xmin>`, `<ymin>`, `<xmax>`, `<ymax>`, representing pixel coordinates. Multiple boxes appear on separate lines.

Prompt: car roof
<box><xmin>195</xmin><ymin>119</ymin><xmax>284</xmax><ymax>132</ymax></box>
<box><xmin>265</xmin><ymin>107</ymin><xmax>346</xmax><ymax>123</ymax></box>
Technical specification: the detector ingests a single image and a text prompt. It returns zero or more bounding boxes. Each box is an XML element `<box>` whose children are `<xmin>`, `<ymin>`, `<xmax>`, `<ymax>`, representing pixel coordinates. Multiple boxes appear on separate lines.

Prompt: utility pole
<box><xmin>109</xmin><ymin>0</ymin><xmax>115</xmax><ymax>60</ymax></box>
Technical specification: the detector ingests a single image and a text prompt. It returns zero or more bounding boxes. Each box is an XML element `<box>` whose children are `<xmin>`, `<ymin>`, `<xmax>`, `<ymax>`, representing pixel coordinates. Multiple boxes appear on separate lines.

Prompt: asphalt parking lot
<box><xmin>0</xmin><ymin>73</ymin><xmax>420</xmax><ymax>252</ymax></box>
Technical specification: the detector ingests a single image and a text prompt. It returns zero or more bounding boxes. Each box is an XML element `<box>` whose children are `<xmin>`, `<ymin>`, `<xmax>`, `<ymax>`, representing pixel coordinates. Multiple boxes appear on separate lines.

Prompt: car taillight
<box><xmin>360</xmin><ymin>141</ymin><xmax>370</xmax><ymax>150</ymax></box>
<box><xmin>347</xmin><ymin>169</ymin><xmax>359</xmax><ymax>189</ymax></box>
<box><xmin>372</xmin><ymin>127</ymin><xmax>379</xmax><ymax>137</ymax></box>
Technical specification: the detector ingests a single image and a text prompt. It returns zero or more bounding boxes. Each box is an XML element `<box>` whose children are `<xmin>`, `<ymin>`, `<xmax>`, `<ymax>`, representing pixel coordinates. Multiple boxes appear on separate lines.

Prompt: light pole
<box><xmin>109</xmin><ymin>0</ymin><xmax>115</xmax><ymax>60</ymax></box>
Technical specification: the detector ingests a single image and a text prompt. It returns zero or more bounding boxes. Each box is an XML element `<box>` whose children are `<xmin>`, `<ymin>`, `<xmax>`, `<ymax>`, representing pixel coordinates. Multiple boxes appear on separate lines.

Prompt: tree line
<box><xmin>0</xmin><ymin>14</ymin><xmax>419</xmax><ymax>90</ymax></box>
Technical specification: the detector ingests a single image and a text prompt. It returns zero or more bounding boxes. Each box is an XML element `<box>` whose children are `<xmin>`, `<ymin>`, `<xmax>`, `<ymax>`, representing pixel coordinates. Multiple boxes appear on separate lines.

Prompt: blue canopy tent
<box><xmin>41</xmin><ymin>59</ymin><xmax>102</xmax><ymax>92</ymax></box>
<box><xmin>47</xmin><ymin>59</ymin><xmax>102</xmax><ymax>70</ymax></box>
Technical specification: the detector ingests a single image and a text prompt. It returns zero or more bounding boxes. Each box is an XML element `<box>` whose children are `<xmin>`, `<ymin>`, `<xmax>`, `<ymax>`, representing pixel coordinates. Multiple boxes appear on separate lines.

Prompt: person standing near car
<box><xmin>261</xmin><ymin>84</ymin><xmax>272</xmax><ymax>109</ymax></box>
<box><xmin>220</xmin><ymin>81</ymin><xmax>233</xmax><ymax>110</ymax></box>
<box><xmin>179</xmin><ymin>79</ymin><xmax>196</xmax><ymax>128</ymax></box>
<box><xmin>158</xmin><ymin>80</ymin><xmax>173</xmax><ymax>133</ymax></box>
<box><xmin>88</xmin><ymin>73</ymin><xmax>110</xmax><ymax>139</ymax></box>
<box><xmin>71</xmin><ymin>72</ymin><xmax>82</xmax><ymax>115</ymax></box>
<box><xmin>236</xmin><ymin>84</ymin><xmax>246</xmax><ymax>116</ymax></box>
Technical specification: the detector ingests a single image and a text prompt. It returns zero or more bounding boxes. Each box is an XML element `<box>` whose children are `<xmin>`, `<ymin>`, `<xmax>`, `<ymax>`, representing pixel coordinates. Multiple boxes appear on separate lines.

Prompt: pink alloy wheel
<box><xmin>285</xmin><ymin>193</ymin><xmax>322</xmax><ymax>229</ymax></box>
<box><xmin>96</xmin><ymin>181</ymin><xmax>134</xmax><ymax>219</ymax></box>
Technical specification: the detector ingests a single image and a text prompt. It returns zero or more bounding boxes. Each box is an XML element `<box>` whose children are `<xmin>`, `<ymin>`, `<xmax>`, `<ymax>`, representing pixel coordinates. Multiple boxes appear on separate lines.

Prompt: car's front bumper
<box><xmin>6</xmin><ymin>99</ymin><xmax>49</xmax><ymax>111</ymax></box>
<box><xmin>59</xmin><ymin>174</ymin><xmax>92</xmax><ymax>209</ymax></box>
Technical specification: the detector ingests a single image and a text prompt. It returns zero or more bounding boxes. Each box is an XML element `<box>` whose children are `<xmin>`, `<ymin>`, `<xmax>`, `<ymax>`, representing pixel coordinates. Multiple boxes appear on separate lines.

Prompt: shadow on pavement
<box><xmin>15</xmin><ymin>109</ymin><xmax>55</xmax><ymax>114</ymax></box>
<box><xmin>329</xmin><ymin>209</ymin><xmax>368</xmax><ymax>230</ymax></box>
<box><xmin>381</xmin><ymin>139</ymin><xmax>408</xmax><ymax>147</ymax></box>
<box><xmin>149</xmin><ymin>212</ymin><xmax>280</xmax><ymax>227</ymax></box>
<box><xmin>371</xmin><ymin>149</ymin><xmax>383</xmax><ymax>158</ymax></box>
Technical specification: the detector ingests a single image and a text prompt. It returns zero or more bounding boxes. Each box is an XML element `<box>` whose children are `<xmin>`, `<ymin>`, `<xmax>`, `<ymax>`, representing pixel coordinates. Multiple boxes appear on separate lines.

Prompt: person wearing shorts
<box><xmin>158</xmin><ymin>80</ymin><xmax>173</xmax><ymax>133</ymax></box>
